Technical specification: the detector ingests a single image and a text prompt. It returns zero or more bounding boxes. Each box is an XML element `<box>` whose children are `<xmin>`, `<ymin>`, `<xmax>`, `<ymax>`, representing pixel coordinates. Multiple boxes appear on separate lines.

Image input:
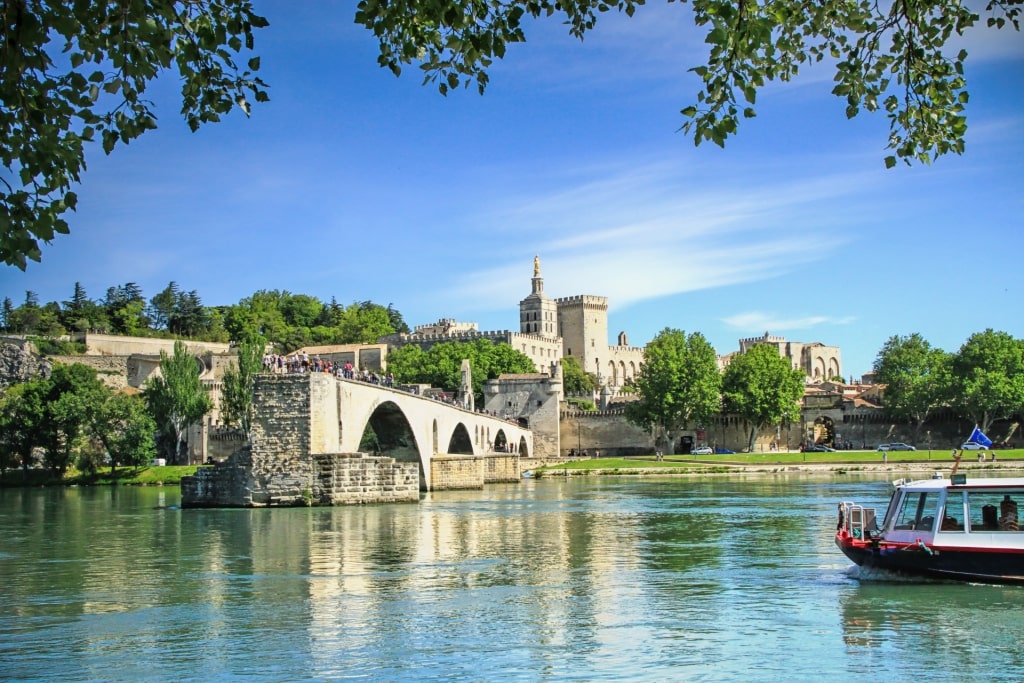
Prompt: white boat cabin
<box><xmin>843</xmin><ymin>475</ymin><xmax>1024</xmax><ymax>549</ymax></box>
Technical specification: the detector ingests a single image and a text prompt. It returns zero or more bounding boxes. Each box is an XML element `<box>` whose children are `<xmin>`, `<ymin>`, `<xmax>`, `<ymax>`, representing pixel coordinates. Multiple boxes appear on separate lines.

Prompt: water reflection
<box><xmin>2</xmin><ymin>477</ymin><xmax>1023</xmax><ymax>681</ymax></box>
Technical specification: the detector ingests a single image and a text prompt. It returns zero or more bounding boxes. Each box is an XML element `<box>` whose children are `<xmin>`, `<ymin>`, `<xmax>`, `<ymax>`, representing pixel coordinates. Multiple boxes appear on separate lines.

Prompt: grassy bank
<box><xmin>534</xmin><ymin>449</ymin><xmax>1024</xmax><ymax>475</ymax></box>
<box><xmin>0</xmin><ymin>465</ymin><xmax>200</xmax><ymax>488</ymax></box>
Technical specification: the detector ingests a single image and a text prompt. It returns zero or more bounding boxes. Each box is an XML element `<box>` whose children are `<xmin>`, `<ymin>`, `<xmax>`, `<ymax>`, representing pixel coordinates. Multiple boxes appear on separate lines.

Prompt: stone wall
<box><xmin>48</xmin><ymin>355</ymin><xmax>128</xmax><ymax>389</ymax></box>
<box><xmin>181</xmin><ymin>448</ymin><xmax>257</xmax><ymax>507</ymax></box>
<box><xmin>561</xmin><ymin>409</ymin><xmax>653</xmax><ymax>456</ymax></box>
<box><xmin>483</xmin><ymin>454</ymin><xmax>520</xmax><ymax>483</ymax></box>
<box><xmin>247</xmin><ymin>374</ymin><xmax>315</xmax><ymax>505</ymax></box>
<box><xmin>312</xmin><ymin>453</ymin><xmax>419</xmax><ymax>504</ymax></box>
<box><xmin>431</xmin><ymin>455</ymin><xmax>484</xmax><ymax>490</ymax></box>
<box><xmin>80</xmin><ymin>332</ymin><xmax>230</xmax><ymax>357</ymax></box>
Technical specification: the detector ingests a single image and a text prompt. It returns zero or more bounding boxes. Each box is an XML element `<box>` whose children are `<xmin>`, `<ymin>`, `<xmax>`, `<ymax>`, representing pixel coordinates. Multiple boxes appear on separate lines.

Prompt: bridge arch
<box><xmin>447</xmin><ymin>423</ymin><xmax>474</xmax><ymax>454</ymax></box>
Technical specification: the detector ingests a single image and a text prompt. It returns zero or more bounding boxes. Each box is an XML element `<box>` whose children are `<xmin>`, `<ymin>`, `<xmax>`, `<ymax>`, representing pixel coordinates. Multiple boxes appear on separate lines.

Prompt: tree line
<box><xmin>624</xmin><ymin>328</ymin><xmax>806</xmax><ymax>453</ymax></box>
<box><xmin>872</xmin><ymin>330</ymin><xmax>1024</xmax><ymax>440</ymax></box>
<box><xmin>624</xmin><ymin>327</ymin><xmax>1024</xmax><ymax>453</ymax></box>
<box><xmin>0</xmin><ymin>282</ymin><xmax>411</xmax><ymax>351</ymax></box>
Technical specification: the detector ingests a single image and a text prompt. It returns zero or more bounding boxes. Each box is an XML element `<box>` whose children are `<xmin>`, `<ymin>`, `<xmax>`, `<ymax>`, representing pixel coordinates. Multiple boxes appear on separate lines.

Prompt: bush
<box><xmin>567</xmin><ymin>398</ymin><xmax>597</xmax><ymax>411</ymax></box>
<box><xmin>30</xmin><ymin>336</ymin><xmax>86</xmax><ymax>356</ymax></box>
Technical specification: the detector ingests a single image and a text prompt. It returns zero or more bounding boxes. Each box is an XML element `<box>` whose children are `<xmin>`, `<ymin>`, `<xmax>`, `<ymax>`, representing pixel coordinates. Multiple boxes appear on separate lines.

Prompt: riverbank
<box><xmin>0</xmin><ymin>465</ymin><xmax>200</xmax><ymax>488</ymax></box>
<box><xmin>535</xmin><ymin>452</ymin><xmax>1024</xmax><ymax>478</ymax></box>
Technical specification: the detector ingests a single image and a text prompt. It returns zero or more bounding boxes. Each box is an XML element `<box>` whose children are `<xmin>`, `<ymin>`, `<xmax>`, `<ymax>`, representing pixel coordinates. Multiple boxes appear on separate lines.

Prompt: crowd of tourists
<box><xmin>259</xmin><ymin>352</ymin><xmax>523</xmax><ymax>426</ymax></box>
<box><xmin>262</xmin><ymin>352</ymin><xmax>395</xmax><ymax>387</ymax></box>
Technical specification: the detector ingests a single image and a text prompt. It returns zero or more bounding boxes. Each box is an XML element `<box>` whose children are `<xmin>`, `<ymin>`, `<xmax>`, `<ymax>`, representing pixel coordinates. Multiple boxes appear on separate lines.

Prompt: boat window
<box><xmin>940</xmin><ymin>491</ymin><xmax>965</xmax><ymax>532</ymax></box>
<box><xmin>967</xmin><ymin>492</ymin><xmax>1022</xmax><ymax>532</ymax></box>
<box><xmin>892</xmin><ymin>492</ymin><xmax>937</xmax><ymax>531</ymax></box>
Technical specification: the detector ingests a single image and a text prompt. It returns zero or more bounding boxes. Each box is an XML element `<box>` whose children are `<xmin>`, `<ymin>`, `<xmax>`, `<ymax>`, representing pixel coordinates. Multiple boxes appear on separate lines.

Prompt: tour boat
<box><xmin>835</xmin><ymin>472</ymin><xmax>1024</xmax><ymax>584</ymax></box>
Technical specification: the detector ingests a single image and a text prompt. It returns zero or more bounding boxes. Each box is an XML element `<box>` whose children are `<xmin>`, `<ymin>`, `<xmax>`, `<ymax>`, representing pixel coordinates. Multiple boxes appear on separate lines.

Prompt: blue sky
<box><xmin>2</xmin><ymin>2</ymin><xmax>1022</xmax><ymax>379</ymax></box>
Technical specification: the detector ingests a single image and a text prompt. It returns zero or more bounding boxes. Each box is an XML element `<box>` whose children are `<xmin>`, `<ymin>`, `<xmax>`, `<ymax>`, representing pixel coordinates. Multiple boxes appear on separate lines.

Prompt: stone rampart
<box><xmin>79</xmin><ymin>332</ymin><xmax>231</xmax><ymax>357</ymax></box>
<box><xmin>48</xmin><ymin>355</ymin><xmax>129</xmax><ymax>389</ymax></box>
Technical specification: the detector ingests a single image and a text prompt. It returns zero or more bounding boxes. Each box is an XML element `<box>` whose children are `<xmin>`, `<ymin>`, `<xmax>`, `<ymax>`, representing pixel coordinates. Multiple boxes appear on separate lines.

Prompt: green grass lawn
<box><xmin>0</xmin><ymin>465</ymin><xmax>201</xmax><ymax>487</ymax></box>
<box><xmin>539</xmin><ymin>449</ymin><xmax>1022</xmax><ymax>472</ymax></box>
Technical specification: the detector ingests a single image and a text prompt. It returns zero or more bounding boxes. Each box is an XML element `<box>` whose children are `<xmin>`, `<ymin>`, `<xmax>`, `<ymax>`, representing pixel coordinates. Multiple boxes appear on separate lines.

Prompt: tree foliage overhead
<box><xmin>1</xmin><ymin>0</ymin><xmax>269</xmax><ymax>269</ymax></box>
<box><xmin>354</xmin><ymin>0</ymin><xmax>1021</xmax><ymax>168</ymax></box>
<box><xmin>721</xmin><ymin>341</ymin><xmax>805</xmax><ymax>452</ymax></box>
<box><xmin>625</xmin><ymin>328</ymin><xmax>721</xmax><ymax>449</ymax></box>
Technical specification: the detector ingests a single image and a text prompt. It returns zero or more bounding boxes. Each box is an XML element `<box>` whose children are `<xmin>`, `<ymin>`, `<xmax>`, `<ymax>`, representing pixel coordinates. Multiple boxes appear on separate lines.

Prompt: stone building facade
<box><xmin>482</xmin><ymin>364</ymin><xmax>564</xmax><ymax>459</ymax></box>
<box><xmin>735</xmin><ymin>331</ymin><xmax>842</xmax><ymax>382</ymax></box>
<box><xmin>385</xmin><ymin>257</ymin><xmax>644</xmax><ymax>389</ymax></box>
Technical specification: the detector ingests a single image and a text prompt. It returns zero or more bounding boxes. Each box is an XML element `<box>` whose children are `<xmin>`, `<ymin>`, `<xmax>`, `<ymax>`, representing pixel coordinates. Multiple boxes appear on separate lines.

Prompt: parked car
<box><xmin>960</xmin><ymin>441</ymin><xmax>987</xmax><ymax>450</ymax></box>
<box><xmin>691</xmin><ymin>446</ymin><xmax>713</xmax><ymax>455</ymax></box>
<box><xmin>877</xmin><ymin>443</ymin><xmax>916</xmax><ymax>451</ymax></box>
<box><xmin>804</xmin><ymin>444</ymin><xmax>837</xmax><ymax>452</ymax></box>
<box><xmin>714</xmin><ymin>447</ymin><xmax>735</xmax><ymax>454</ymax></box>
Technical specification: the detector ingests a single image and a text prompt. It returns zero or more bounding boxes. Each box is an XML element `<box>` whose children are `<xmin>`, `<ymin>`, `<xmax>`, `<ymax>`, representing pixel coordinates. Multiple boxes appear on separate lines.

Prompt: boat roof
<box><xmin>900</xmin><ymin>476</ymin><xmax>1024</xmax><ymax>491</ymax></box>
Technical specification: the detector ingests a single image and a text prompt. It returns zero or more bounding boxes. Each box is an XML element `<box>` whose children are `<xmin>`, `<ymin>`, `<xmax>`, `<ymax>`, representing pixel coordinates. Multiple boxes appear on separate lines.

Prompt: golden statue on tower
<box><xmin>534</xmin><ymin>254</ymin><xmax>540</xmax><ymax>276</ymax></box>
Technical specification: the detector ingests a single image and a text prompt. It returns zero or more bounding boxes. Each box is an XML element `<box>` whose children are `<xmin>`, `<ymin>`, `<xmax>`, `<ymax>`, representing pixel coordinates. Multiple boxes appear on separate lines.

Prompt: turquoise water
<box><xmin>2</xmin><ymin>476</ymin><xmax>1022</xmax><ymax>682</ymax></box>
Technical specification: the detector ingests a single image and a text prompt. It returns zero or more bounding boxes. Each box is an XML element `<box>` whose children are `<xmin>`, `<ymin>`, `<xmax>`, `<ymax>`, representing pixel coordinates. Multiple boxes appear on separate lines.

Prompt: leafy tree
<box><xmin>721</xmin><ymin>342</ymin><xmax>805</xmax><ymax>452</ymax></box>
<box><xmin>388</xmin><ymin>338</ymin><xmax>535</xmax><ymax>402</ymax></box>
<box><xmin>220</xmin><ymin>335</ymin><xmax>266</xmax><ymax>439</ymax></box>
<box><xmin>26</xmin><ymin>363</ymin><xmax>108</xmax><ymax>476</ymax></box>
<box><xmin>169</xmin><ymin>290</ymin><xmax>209</xmax><ymax>337</ymax></box>
<box><xmin>873</xmin><ymin>333</ymin><xmax>950</xmax><ymax>441</ymax></box>
<box><xmin>60</xmin><ymin>282</ymin><xmax>107</xmax><ymax>333</ymax></box>
<box><xmin>561</xmin><ymin>354</ymin><xmax>598</xmax><ymax>395</ymax></box>
<box><xmin>0</xmin><ymin>298</ymin><xmax>14</xmax><ymax>332</ymax></box>
<box><xmin>387</xmin><ymin>304</ymin><xmax>410</xmax><ymax>335</ymax></box>
<box><xmin>0</xmin><ymin>382</ymin><xmax>46</xmax><ymax>473</ymax></box>
<box><xmin>355</xmin><ymin>0</ymin><xmax>1020</xmax><ymax>168</ymax></box>
<box><xmin>1</xmin><ymin>1</ymin><xmax>269</xmax><ymax>269</ymax></box>
<box><xmin>104</xmin><ymin>283</ymin><xmax>149</xmax><ymax>335</ymax></box>
<box><xmin>337</xmin><ymin>301</ymin><xmax>401</xmax><ymax>344</ymax></box>
<box><xmin>950</xmin><ymin>329</ymin><xmax>1024</xmax><ymax>434</ymax></box>
<box><xmin>149</xmin><ymin>282</ymin><xmax>180</xmax><ymax>331</ymax></box>
<box><xmin>625</xmin><ymin>328</ymin><xmax>721</xmax><ymax>453</ymax></box>
<box><xmin>91</xmin><ymin>392</ymin><xmax>157</xmax><ymax>472</ymax></box>
<box><xmin>144</xmin><ymin>341</ymin><xmax>212</xmax><ymax>464</ymax></box>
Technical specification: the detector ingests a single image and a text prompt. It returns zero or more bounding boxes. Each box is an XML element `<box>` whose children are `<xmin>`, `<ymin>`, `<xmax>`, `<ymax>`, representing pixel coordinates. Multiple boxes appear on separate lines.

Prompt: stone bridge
<box><xmin>183</xmin><ymin>372</ymin><xmax>533</xmax><ymax>507</ymax></box>
<box><xmin>318</xmin><ymin>374</ymin><xmax>533</xmax><ymax>486</ymax></box>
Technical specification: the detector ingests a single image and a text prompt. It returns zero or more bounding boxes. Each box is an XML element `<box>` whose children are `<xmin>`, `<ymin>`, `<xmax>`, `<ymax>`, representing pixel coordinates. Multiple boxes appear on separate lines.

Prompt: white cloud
<box><xmin>721</xmin><ymin>311</ymin><xmax>858</xmax><ymax>331</ymax></box>
<box><xmin>437</xmin><ymin>152</ymin><xmax>871</xmax><ymax>315</ymax></box>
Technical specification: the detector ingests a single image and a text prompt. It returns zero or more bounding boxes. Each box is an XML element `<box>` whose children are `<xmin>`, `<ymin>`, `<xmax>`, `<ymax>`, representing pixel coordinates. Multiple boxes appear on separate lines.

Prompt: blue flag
<box><xmin>968</xmin><ymin>426</ymin><xmax>993</xmax><ymax>448</ymax></box>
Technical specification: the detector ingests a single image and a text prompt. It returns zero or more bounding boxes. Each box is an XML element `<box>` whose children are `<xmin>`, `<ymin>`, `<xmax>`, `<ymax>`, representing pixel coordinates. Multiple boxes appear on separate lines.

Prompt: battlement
<box><xmin>607</xmin><ymin>344</ymin><xmax>645</xmax><ymax>354</ymax></box>
<box><xmin>509</xmin><ymin>331</ymin><xmax>561</xmax><ymax>344</ymax></box>
<box><xmin>387</xmin><ymin>329</ymin><xmax>514</xmax><ymax>344</ymax></box>
<box><xmin>555</xmin><ymin>295</ymin><xmax>608</xmax><ymax>308</ymax></box>
<box><xmin>413</xmin><ymin>318</ymin><xmax>479</xmax><ymax>335</ymax></box>
<box><xmin>739</xmin><ymin>332</ymin><xmax>788</xmax><ymax>345</ymax></box>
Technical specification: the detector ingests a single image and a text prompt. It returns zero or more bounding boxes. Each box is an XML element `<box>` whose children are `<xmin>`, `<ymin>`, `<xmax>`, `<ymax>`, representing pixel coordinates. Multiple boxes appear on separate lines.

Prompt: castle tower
<box><xmin>519</xmin><ymin>255</ymin><xmax>559</xmax><ymax>339</ymax></box>
<box><xmin>556</xmin><ymin>294</ymin><xmax>609</xmax><ymax>380</ymax></box>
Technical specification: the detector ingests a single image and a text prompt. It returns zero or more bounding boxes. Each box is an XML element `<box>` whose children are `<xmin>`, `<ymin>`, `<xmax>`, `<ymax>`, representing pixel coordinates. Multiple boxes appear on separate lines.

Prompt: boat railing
<box><xmin>840</xmin><ymin>501</ymin><xmax>877</xmax><ymax>540</ymax></box>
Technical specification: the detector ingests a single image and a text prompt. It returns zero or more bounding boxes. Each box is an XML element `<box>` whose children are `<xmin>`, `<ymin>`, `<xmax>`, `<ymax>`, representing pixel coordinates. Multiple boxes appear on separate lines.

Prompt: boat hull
<box><xmin>836</xmin><ymin>533</ymin><xmax>1024</xmax><ymax>585</ymax></box>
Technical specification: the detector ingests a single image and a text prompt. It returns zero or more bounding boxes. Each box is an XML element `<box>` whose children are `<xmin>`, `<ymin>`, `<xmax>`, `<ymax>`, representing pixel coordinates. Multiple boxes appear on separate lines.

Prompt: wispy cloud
<box><xmin>437</xmin><ymin>152</ymin><xmax>873</xmax><ymax>315</ymax></box>
<box><xmin>721</xmin><ymin>311</ymin><xmax>858</xmax><ymax>331</ymax></box>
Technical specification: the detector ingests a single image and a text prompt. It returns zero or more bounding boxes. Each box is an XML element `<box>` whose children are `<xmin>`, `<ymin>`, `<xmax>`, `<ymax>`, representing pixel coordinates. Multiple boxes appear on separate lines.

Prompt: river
<box><xmin>2</xmin><ymin>475</ymin><xmax>1022</xmax><ymax>682</ymax></box>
